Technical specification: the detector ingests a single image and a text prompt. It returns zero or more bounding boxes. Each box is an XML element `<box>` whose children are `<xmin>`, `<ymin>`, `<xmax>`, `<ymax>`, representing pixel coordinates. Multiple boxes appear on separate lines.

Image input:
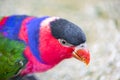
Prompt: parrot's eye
<box><xmin>58</xmin><ymin>39</ymin><xmax>73</xmax><ymax>47</ymax></box>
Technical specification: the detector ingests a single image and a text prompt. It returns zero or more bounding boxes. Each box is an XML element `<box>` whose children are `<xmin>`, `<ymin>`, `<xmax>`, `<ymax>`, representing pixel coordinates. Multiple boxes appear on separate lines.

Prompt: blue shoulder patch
<box><xmin>0</xmin><ymin>15</ymin><xmax>28</xmax><ymax>40</ymax></box>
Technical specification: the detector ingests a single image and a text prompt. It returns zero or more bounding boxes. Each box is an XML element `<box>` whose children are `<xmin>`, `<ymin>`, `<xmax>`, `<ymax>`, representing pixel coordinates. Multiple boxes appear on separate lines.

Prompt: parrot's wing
<box><xmin>0</xmin><ymin>34</ymin><xmax>26</xmax><ymax>80</ymax></box>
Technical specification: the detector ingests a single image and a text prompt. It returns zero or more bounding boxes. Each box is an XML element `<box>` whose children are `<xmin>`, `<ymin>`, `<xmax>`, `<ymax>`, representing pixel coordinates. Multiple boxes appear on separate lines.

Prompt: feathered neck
<box><xmin>20</xmin><ymin>17</ymin><xmax>59</xmax><ymax>75</ymax></box>
<box><xmin>39</xmin><ymin>17</ymin><xmax>73</xmax><ymax>65</ymax></box>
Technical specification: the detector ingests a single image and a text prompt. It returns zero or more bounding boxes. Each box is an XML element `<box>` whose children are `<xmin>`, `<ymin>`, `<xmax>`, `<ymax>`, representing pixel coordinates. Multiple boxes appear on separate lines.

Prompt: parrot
<box><xmin>0</xmin><ymin>15</ymin><xmax>90</xmax><ymax>80</ymax></box>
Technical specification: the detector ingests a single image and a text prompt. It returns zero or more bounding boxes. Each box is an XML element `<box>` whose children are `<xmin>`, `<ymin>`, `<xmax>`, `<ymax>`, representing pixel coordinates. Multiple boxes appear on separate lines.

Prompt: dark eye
<box><xmin>61</xmin><ymin>40</ymin><xmax>67</xmax><ymax>44</ymax></box>
<box><xmin>58</xmin><ymin>39</ymin><xmax>73</xmax><ymax>47</ymax></box>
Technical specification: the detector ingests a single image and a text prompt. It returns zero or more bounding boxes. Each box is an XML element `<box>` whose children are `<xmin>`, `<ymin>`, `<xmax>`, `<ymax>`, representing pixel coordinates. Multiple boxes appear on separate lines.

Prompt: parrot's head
<box><xmin>39</xmin><ymin>17</ymin><xmax>90</xmax><ymax>66</ymax></box>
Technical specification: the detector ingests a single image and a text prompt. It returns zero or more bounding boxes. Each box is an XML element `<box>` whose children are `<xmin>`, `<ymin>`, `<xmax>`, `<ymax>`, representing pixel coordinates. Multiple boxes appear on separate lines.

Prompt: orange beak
<box><xmin>72</xmin><ymin>48</ymin><xmax>90</xmax><ymax>65</ymax></box>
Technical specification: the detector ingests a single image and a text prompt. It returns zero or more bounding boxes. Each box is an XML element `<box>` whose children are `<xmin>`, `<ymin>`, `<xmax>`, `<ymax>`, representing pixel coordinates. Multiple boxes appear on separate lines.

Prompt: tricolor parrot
<box><xmin>0</xmin><ymin>15</ymin><xmax>90</xmax><ymax>80</ymax></box>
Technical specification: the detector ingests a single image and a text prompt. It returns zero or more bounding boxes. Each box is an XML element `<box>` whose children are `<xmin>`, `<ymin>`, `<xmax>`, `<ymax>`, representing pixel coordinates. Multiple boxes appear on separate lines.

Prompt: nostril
<box><xmin>81</xmin><ymin>45</ymin><xmax>84</xmax><ymax>48</ymax></box>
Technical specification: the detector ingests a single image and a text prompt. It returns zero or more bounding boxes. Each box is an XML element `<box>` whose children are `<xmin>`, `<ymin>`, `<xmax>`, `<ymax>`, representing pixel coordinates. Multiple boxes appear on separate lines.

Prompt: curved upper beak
<box><xmin>72</xmin><ymin>44</ymin><xmax>90</xmax><ymax>65</ymax></box>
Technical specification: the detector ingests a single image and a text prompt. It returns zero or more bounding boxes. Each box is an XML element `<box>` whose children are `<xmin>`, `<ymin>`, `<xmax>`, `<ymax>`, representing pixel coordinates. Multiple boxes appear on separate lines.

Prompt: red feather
<box><xmin>20</xmin><ymin>17</ymin><xmax>74</xmax><ymax>75</ymax></box>
<box><xmin>39</xmin><ymin>18</ymin><xmax>74</xmax><ymax>65</ymax></box>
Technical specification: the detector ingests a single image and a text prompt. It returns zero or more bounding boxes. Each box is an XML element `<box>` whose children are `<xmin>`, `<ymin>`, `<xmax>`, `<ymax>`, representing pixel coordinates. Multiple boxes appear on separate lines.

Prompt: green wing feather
<box><xmin>0</xmin><ymin>34</ymin><xmax>26</xmax><ymax>80</ymax></box>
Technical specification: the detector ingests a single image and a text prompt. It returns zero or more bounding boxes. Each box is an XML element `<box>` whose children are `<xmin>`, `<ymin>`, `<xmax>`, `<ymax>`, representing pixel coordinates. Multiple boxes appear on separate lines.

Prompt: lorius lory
<box><xmin>0</xmin><ymin>15</ymin><xmax>90</xmax><ymax>80</ymax></box>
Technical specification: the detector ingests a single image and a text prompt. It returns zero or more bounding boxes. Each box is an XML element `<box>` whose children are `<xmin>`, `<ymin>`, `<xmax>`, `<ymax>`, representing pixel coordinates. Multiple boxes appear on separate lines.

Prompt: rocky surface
<box><xmin>0</xmin><ymin>0</ymin><xmax>120</xmax><ymax>80</ymax></box>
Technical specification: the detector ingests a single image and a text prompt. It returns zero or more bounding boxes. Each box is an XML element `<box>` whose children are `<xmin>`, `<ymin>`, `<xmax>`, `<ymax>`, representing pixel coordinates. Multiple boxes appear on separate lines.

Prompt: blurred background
<box><xmin>0</xmin><ymin>0</ymin><xmax>120</xmax><ymax>80</ymax></box>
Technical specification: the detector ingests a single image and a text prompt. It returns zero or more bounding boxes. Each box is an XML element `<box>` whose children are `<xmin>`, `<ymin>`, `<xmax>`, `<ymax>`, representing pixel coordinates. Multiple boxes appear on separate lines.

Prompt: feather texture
<box><xmin>0</xmin><ymin>34</ymin><xmax>26</xmax><ymax>80</ymax></box>
<box><xmin>0</xmin><ymin>15</ymin><xmax>89</xmax><ymax>78</ymax></box>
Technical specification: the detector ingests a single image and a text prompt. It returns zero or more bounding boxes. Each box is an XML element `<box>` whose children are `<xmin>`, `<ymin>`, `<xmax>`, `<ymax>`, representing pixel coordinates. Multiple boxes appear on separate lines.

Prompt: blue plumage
<box><xmin>0</xmin><ymin>15</ymin><xmax>49</xmax><ymax>63</ymax></box>
<box><xmin>0</xmin><ymin>15</ymin><xmax>28</xmax><ymax>40</ymax></box>
<box><xmin>27</xmin><ymin>16</ymin><xmax>49</xmax><ymax>63</ymax></box>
